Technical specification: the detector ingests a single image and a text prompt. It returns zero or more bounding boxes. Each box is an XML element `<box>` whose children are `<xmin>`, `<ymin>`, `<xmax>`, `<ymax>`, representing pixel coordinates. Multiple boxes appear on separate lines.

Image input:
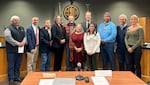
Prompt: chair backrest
<box><xmin>147</xmin><ymin>81</ymin><xmax>150</xmax><ymax>85</ymax></box>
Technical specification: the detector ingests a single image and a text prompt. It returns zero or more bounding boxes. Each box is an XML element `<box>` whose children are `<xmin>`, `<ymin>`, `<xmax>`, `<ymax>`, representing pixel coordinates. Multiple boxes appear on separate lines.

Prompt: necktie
<box><xmin>59</xmin><ymin>24</ymin><xmax>62</xmax><ymax>30</ymax></box>
<box><xmin>88</xmin><ymin>22</ymin><xmax>90</xmax><ymax>28</ymax></box>
<box><xmin>36</xmin><ymin>27</ymin><xmax>38</xmax><ymax>45</ymax></box>
<box><xmin>86</xmin><ymin>21</ymin><xmax>90</xmax><ymax>28</ymax></box>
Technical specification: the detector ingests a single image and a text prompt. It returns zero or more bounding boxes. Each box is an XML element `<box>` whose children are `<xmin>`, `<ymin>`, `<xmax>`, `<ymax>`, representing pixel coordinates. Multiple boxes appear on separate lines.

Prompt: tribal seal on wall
<box><xmin>63</xmin><ymin>5</ymin><xmax>79</xmax><ymax>20</ymax></box>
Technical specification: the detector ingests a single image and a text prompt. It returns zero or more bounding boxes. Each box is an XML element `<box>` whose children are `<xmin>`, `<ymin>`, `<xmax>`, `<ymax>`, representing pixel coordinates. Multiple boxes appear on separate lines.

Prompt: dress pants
<box><xmin>117</xmin><ymin>47</ymin><xmax>129</xmax><ymax>71</ymax></box>
<box><xmin>27</xmin><ymin>46</ymin><xmax>39</xmax><ymax>73</ymax></box>
<box><xmin>53</xmin><ymin>46</ymin><xmax>64</xmax><ymax>71</ymax></box>
<box><xmin>66</xmin><ymin>43</ymin><xmax>70</xmax><ymax>71</ymax></box>
<box><xmin>87</xmin><ymin>53</ymin><xmax>99</xmax><ymax>71</ymax></box>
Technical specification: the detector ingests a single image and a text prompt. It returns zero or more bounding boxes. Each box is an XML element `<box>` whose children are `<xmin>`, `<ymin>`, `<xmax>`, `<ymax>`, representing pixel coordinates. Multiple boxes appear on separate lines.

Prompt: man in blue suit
<box><xmin>26</xmin><ymin>17</ymin><xmax>40</xmax><ymax>73</ymax></box>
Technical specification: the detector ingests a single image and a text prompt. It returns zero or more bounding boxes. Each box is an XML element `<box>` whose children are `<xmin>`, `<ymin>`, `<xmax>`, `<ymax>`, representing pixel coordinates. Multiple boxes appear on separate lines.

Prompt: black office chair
<box><xmin>147</xmin><ymin>81</ymin><xmax>150</xmax><ymax>85</ymax></box>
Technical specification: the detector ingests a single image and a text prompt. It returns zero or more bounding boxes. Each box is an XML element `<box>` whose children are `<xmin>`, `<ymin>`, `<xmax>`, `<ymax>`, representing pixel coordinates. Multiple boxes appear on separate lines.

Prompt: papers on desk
<box><xmin>95</xmin><ymin>70</ymin><xmax>112</xmax><ymax>77</ymax></box>
<box><xmin>92</xmin><ymin>76</ymin><xmax>109</xmax><ymax>85</ymax></box>
<box><xmin>18</xmin><ymin>46</ymin><xmax>24</xmax><ymax>53</ymax></box>
<box><xmin>53</xmin><ymin>78</ymin><xmax>75</xmax><ymax>85</ymax></box>
<box><xmin>92</xmin><ymin>70</ymin><xmax>111</xmax><ymax>85</ymax></box>
<box><xmin>39</xmin><ymin>78</ymin><xmax>75</xmax><ymax>85</ymax></box>
<box><xmin>39</xmin><ymin>79</ymin><xmax>54</xmax><ymax>85</ymax></box>
<box><xmin>0</xmin><ymin>42</ymin><xmax>1</xmax><ymax>47</ymax></box>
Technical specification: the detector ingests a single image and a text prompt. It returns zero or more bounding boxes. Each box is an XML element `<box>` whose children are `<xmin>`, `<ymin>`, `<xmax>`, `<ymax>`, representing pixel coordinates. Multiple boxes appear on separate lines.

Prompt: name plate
<box><xmin>95</xmin><ymin>70</ymin><xmax>112</xmax><ymax>77</ymax></box>
<box><xmin>42</xmin><ymin>73</ymin><xmax>56</xmax><ymax>79</ymax></box>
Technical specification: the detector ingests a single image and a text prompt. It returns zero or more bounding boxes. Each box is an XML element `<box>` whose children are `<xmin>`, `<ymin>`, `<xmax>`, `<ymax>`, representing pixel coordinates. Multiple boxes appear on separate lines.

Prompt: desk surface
<box><xmin>21</xmin><ymin>71</ymin><xmax>146</xmax><ymax>85</ymax></box>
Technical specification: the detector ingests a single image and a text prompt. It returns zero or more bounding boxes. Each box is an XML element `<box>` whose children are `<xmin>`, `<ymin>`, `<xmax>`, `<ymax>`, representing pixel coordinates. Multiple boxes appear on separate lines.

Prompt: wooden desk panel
<box><xmin>21</xmin><ymin>71</ymin><xmax>146</xmax><ymax>85</ymax></box>
<box><xmin>141</xmin><ymin>49</ymin><xmax>150</xmax><ymax>82</ymax></box>
<box><xmin>0</xmin><ymin>36</ymin><xmax>150</xmax><ymax>82</ymax></box>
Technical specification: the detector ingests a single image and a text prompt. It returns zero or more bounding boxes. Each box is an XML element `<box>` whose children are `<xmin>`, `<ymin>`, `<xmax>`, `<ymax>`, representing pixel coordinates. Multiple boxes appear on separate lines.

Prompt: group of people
<box><xmin>4</xmin><ymin>11</ymin><xmax>144</xmax><ymax>85</ymax></box>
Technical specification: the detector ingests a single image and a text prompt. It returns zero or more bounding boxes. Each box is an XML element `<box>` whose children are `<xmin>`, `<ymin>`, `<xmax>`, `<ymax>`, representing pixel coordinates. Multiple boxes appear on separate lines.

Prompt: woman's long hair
<box><xmin>86</xmin><ymin>23</ymin><xmax>97</xmax><ymax>36</ymax></box>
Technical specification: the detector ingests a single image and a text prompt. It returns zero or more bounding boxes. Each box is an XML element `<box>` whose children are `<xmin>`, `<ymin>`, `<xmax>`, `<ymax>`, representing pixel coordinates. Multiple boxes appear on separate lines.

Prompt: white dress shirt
<box><xmin>32</xmin><ymin>24</ymin><xmax>39</xmax><ymax>45</ymax></box>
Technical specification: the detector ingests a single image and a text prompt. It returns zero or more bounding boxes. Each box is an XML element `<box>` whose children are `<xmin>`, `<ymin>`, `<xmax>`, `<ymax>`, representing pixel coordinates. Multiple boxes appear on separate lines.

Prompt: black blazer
<box><xmin>51</xmin><ymin>23</ymin><xmax>68</xmax><ymax>48</ymax></box>
<box><xmin>39</xmin><ymin>27</ymin><xmax>52</xmax><ymax>53</ymax></box>
<box><xmin>82</xmin><ymin>21</ymin><xmax>97</xmax><ymax>32</ymax></box>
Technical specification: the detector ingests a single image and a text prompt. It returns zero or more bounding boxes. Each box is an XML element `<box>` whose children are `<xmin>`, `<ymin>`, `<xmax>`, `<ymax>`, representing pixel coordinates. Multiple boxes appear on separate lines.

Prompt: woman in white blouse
<box><xmin>84</xmin><ymin>23</ymin><xmax>101</xmax><ymax>71</ymax></box>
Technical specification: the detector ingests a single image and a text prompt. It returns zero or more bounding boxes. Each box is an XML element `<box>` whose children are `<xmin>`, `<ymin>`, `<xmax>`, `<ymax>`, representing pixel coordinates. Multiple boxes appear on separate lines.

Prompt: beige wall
<box><xmin>0</xmin><ymin>0</ymin><xmax>150</xmax><ymax>36</ymax></box>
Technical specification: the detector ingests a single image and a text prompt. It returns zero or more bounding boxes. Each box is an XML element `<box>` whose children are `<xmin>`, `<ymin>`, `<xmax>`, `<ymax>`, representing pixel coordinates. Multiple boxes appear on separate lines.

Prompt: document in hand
<box><xmin>18</xmin><ymin>46</ymin><xmax>24</xmax><ymax>53</ymax></box>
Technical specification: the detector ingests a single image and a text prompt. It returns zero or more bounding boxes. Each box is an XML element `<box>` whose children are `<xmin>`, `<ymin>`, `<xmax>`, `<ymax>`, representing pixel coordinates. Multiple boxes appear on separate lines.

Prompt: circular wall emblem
<box><xmin>63</xmin><ymin>5</ymin><xmax>80</xmax><ymax>20</ymax></box>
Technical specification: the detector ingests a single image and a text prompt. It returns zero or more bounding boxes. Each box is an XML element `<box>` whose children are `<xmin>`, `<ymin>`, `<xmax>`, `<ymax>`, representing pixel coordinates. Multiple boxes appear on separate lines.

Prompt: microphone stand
<box><xmin>75</xmin><ymin>62</ymin><xmax>84</xmax><ymax>80</ymax></box>
<box><xmin>75</xmin><ymin>71</ymin><xmax>84</xmax><ymax>80</ymax></box>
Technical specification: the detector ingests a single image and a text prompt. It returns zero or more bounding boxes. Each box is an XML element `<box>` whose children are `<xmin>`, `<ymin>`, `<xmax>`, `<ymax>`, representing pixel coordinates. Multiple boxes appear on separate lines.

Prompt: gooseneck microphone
<box><xmin>75</xmin><ymin>62</ymin><xmax>84</xmax><ymax>80</ymax></box>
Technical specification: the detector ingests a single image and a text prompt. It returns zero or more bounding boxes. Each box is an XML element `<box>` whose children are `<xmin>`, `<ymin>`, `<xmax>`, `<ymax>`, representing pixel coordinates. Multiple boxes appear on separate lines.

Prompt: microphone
<box><xmin>75</xmin><ymin>62</ymin><xmax>84</xmax><ymax>80</ymax></box>
<box><xmin>77</xmin><ymin>62</ymin><xmax>81</xmax><ymax>69</ymax></box>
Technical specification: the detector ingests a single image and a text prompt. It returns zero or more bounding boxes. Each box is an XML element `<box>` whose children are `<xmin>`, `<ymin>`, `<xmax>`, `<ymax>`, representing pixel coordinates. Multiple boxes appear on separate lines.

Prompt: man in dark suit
<box><xmin>51</xmin><ymin>16</ymin><xmax>68</xmax><ymax>71</ymax></box>
<box><xmin>82</xmin><ymin>11</ymin><xmax>97</xmax><ymax>32</ymax></box>
<box><xmin>82</xmin><ymin>11</ymin><xmax>97</xmax><ymax>71</ymax></box>
<box><xmin>40</xmin><ymin>20</ymin><xmax>52</xmax><ymax>71</ymax></box>
<box><xmin>26</xmin><ymin>17</ymin><xmax>40</xmax><ymax>73</ymax></box>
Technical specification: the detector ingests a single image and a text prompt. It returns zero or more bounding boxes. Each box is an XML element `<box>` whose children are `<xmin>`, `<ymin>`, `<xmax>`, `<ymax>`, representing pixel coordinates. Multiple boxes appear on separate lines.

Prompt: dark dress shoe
<box><xmin>9</xmin><ymin>81</ymin><xmax>15</xmax><ymax>85</ymax></box>
<box><xmin>14</xmin><ymin>81</ymin><xmax>21</xmax><ymax>85</ymax></box>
